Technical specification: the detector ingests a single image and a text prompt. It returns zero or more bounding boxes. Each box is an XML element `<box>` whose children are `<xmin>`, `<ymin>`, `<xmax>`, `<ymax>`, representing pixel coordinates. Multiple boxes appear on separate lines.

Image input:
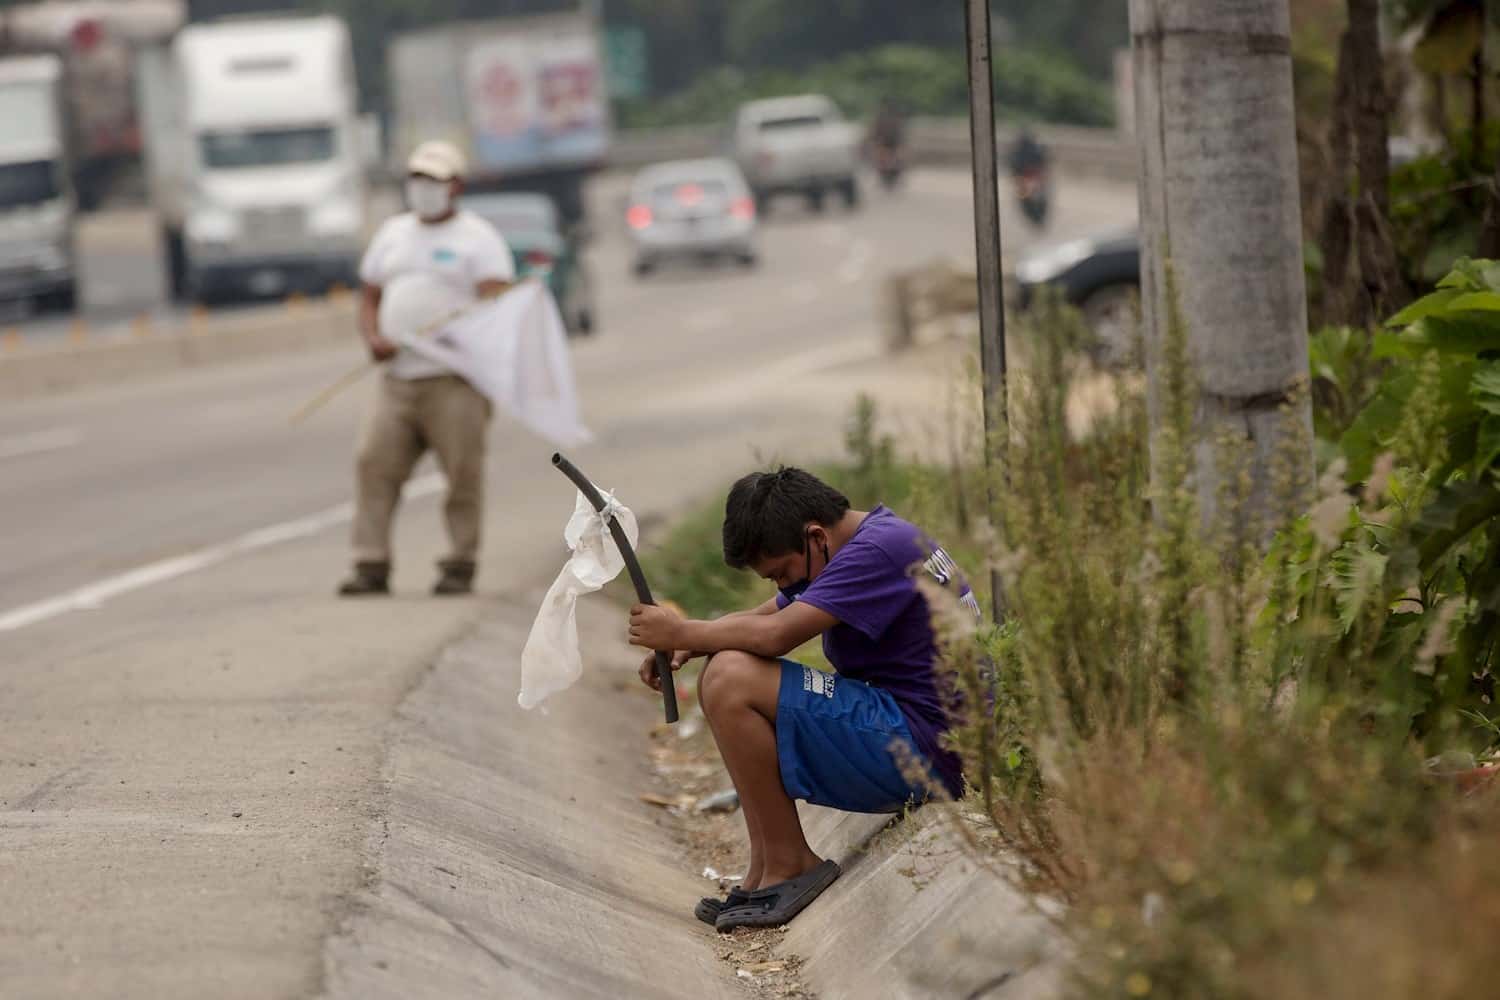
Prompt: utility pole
<box><xmin>963</xmin><ymin>0</ymin><xmax>1009</xmax><ymax>623</ymax></box>
<box><xmin>1130</xmin><ymin>0</ymin><xmax>1312</xmax><ymax>528</ymax></box>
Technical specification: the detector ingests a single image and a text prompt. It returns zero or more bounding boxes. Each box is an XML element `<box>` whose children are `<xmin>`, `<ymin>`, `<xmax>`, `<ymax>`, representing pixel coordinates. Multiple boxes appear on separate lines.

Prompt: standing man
<box><xmin>339</xmin><ymin>140</ymin><xmax>514</xmax><ymax>597</ymax></box>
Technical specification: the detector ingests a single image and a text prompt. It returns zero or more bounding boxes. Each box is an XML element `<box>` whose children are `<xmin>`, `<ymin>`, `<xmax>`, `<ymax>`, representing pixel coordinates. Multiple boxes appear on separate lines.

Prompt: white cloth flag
<box><xmin>518</xmin><ymin>487</ymin><xmax>637</xmax><ymax>709</ymax></box>
<box><xmin>400</xmin><ymin>281</ymin><xmax>592</xmax><ymax>448</ymax></box>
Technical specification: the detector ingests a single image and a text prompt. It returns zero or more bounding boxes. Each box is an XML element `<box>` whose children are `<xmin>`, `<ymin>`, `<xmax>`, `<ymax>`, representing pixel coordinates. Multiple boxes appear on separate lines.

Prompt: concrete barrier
<box><xmin>610</xmin><ymin>117</ymin><xmax>1136</xmax><ymax>183</ymax></box>
<box><xmin>0</xmin><ymin>298</ymin><xmax>357</xmax><ymax>402</ymax></box>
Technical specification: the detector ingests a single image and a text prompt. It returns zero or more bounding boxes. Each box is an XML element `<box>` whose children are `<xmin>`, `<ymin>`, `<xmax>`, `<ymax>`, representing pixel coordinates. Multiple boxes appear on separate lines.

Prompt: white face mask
<box><xmin>405</xmin><ymin>177</ymin><xmax>452</xmax><ymax>221</ymax></box>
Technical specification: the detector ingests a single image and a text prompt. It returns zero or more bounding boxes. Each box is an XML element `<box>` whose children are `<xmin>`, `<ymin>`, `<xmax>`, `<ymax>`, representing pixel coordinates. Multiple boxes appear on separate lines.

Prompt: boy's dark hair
<box><xmin>722</xmin><ymin>467</ymin><xmax>851</xmax><ymax>569</ymax></box>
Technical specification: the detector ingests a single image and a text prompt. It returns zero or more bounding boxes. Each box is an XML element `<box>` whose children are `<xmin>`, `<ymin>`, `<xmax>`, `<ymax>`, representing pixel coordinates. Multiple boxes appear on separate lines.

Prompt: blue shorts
<box><xmin>775</xmin><ymin>660</ymin><xmax>937</xmax><ymax>814</ymax></box>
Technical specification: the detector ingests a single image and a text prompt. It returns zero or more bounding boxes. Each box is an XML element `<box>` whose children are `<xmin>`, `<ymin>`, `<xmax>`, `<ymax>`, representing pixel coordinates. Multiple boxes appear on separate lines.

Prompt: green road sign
<box><xmin>603</xmin><ymin>25</ymin><xmax>648</xmax><ymax>100</ymax></box>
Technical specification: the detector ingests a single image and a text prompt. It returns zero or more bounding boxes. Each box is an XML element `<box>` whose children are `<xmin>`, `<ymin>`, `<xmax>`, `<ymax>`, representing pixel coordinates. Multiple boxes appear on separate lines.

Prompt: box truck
<box><xmin>0</xmin><ymin>54</ymin><xmax>77</xmax><ymax>311</ymax></box>
<box><xmin>0</xmin><ymin>1</ymin><xmax>182</xmax><ymax>209</ymax></box>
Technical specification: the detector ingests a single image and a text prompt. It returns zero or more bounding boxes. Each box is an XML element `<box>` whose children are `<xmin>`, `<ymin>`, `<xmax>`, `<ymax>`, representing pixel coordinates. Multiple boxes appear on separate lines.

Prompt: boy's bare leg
<box><xmin>702</xmin><ymin>680</ymin><xmax>768</xmax><ymax>893</ymax></box>
<box><xmin>699</xmin><ymin>651</ymin><xmax>822</xmax><ymax>887</ymax></box>
<box><xmin>699</xmin><ymin>666</ymin><xmax>765</xmax><ymax>890</ymax></box>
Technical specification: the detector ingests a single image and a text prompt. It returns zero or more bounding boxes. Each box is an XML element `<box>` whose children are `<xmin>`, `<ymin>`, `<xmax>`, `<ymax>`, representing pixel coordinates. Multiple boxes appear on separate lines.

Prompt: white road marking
<box><xmin>744</xmin><ymin>337</ymin><xmax>883</xmax><ymax>386</ymax></box>
<box><xmin>0</xmin><ymin>472</ymin><xmax>446</xmax><ymax>634</ymax></box>
<box><xmin>633</xmin><ymin>337</ymin><xmax>883</xmax><ymax>420</ymax></box>
<box><xmin>0</xmin><ymin>427</ymin><xmax>84</xmax><ymax>461</ymax></box>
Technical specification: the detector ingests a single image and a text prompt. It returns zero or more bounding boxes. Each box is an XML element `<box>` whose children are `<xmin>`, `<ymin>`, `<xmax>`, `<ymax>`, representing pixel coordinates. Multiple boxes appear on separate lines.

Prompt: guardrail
<box><xmin>608</xmin><ymin>117</ymin><xmax>1137</xmax><ymax>182</ymax></box>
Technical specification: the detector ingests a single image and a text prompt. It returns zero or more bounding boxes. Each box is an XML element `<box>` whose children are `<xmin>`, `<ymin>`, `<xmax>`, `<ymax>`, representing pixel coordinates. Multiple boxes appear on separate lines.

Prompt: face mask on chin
<box><xmin>405</xmin><ymin>177</ymin><xmax>452</xmax><ymax>221</ymax></box>
<box><xmin>779</xmin><ymin>576</ymin><xmax>810</xmax><ymax>603</ymax></box>
<box><xmin>778</xmin><ymin>528</ymin><xmax>828</xmax><ymax>604</ymax></box>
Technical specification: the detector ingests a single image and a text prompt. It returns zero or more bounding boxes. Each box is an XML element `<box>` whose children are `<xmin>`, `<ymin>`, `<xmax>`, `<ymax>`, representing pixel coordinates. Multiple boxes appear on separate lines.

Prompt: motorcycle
<box><xmin>1015</xmin><ymin>166</ymin><xmax>1050</xmax><ymax>228</ymax></box>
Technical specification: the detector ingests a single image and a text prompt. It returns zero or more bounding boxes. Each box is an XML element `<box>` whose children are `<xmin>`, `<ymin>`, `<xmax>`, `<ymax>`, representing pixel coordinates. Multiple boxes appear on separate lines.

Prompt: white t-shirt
<box><xmin>359</xmin><ymin>210</ymin><xmax>516</xmax><ymax>380</ymax></box>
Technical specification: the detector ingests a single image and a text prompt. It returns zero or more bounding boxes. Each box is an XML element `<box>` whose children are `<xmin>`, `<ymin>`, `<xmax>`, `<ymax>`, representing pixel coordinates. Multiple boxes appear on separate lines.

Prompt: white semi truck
<box><xmin>0</xmin><ymin>54</ymin><xmax>77</xmax><ymax>312</ymax></box>
<box><xmin>136</xmin><ymin>13</ymin><xmax>366</xmax><ymax>302</ymax></box>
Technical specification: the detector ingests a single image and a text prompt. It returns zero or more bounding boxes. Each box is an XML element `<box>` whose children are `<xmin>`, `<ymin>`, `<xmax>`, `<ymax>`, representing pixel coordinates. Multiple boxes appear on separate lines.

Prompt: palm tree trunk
<box><xmin>1480</xmin><ymin>156</ymin><xmax>1500</xmax><ymax>258</ymax></box>
<box><xmin>1473</xmin><ymin>48</ymin><xmax>1487</xmax><ymax>169</ymax></box>
<box><xmin>1320</xmin><ymin>27</ymin><xmax>1357</xmax><ymax>327</ymax></box>
<box><xmin>1348</xmin><ymin>0</ymin><xmax>1389</xmax><ymax>218</ymax></box>
<box><xmin>1129</xmin><ymin>0</ymin><xmax>1314</xmax><ymax>531</ymax></box>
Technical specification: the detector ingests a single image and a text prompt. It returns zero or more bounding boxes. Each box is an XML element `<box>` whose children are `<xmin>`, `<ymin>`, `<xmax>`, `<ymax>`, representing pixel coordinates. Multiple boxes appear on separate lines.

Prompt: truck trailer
<box><xmin>386</xmin><ymin>11</ymin><xmax>610</xmax><ymax>227</ymax></box>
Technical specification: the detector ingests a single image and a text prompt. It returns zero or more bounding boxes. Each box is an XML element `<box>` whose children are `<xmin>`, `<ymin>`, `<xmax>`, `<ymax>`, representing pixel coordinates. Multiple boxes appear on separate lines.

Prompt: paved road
<box><xmin>0</xmin><ymin>168</ymin><xmax>1135</xmax><ymax>997</ymax></box>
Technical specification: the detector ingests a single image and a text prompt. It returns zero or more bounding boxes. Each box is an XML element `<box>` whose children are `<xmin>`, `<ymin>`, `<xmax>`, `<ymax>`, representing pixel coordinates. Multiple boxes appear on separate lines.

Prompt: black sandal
<box><xmin>694</xmin><ymin>887</ymin><xmax>750</xmax><ymax>926</ymax></box>
<box><xmin>714</xmin><ymin>860</ymin><xmax>841</xmax><ymax>931</ymax></box>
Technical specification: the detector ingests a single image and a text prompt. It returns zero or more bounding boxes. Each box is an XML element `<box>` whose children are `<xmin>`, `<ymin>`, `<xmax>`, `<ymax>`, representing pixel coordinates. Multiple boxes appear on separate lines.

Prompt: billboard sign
<box><xmin>465</xmin><ymin>29</ymin><xmax>607</xmax><ymax>172</ymax></box>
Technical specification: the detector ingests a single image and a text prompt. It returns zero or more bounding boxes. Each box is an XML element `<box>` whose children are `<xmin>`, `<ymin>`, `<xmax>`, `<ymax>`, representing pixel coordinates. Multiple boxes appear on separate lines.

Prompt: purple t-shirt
<box><xmin>777</xmin><ymin>506</ymin><xmax>977</xmax><ymax>796</ymax></box>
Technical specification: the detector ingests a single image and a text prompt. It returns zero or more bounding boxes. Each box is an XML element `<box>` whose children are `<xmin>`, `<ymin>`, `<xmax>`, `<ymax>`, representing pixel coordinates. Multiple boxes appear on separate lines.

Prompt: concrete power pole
<box><xmin>1129</xmin><ymin>0</ymin><xmax>1313</xmax><ymax>529</ymax></box>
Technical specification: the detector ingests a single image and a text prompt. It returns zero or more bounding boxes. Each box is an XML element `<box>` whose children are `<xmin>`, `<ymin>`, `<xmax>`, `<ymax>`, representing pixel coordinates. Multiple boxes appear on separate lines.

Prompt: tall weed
<box><xmin>926</xmin><ymin>270</ymin><xmax>1497</xmax><ymax>997</ymax></box>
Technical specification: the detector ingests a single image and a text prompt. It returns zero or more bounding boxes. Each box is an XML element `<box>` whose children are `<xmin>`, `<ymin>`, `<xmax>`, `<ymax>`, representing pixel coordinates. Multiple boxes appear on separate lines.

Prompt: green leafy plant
<box><xmin>1281</xmin><ymin>258</ymin><xmax>1500</xmax><ymax>745</ymax></box>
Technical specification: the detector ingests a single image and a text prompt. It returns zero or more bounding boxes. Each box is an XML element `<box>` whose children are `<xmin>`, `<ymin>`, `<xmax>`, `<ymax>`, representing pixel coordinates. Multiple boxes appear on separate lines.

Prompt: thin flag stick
<box><xmin>289</xmin><ymin>360</ymin><xmax>376</xmax><ymax>425</ymax></box>
<box><xmin>286</xmin><ymin>297</ymin><xmax>499</xmax><ymax>426</ymax></box>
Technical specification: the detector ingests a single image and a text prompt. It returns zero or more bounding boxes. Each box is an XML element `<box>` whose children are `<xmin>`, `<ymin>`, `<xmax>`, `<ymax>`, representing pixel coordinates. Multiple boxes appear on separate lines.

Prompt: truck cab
<box><xmin>140</xmin><ymin>15</ymin><xmax>366</xmax><ymax>302</ymax></box>
<box><xmin>0</xmin><ymin>55</ymin><xmax>76</xmax><ymax>312</ymax></box>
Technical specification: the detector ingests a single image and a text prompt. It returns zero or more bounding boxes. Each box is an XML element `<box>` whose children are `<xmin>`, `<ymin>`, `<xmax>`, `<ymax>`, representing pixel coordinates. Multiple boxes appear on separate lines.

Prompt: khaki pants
<box><xmin>352</xmin><ymin>374</ymin><xmax>491</xmax><ymax>565</ymax></box>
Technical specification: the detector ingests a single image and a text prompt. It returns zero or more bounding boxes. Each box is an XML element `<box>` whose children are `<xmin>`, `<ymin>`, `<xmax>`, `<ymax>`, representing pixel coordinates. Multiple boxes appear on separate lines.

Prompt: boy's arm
<box><xmin>630</xmin><ymin>601</ymin><xmax>835</xmax><ymax>660</ymax></box>
<box><xmin>718</xmin><ymin>596</ymin><xmax>781</xmax><ymax>620</ymax></box>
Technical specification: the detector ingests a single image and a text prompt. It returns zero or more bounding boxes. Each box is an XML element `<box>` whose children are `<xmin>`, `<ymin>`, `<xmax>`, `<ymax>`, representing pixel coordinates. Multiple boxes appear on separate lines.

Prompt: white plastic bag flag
<box><xmin>400</xmin><ymin>281</ymin><xmax>592</xmax><ymax>448</ymax></box>
<box><xmin>518</xmin><ymin>487</ymin><xmax>637</xmax><ymax>709</ymax></box>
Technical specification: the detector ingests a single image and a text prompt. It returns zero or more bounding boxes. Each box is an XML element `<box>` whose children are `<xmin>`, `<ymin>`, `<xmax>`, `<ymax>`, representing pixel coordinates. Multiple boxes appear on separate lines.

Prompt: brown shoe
<box><xmin>338</xmin><ymin>561</ymin><xmax>390</xmax><ymax>596</ymax></box>
<box><xmin>433</xmin><ymin>560</ymin><xmax>475</xmax><ymax>596</ymax></box>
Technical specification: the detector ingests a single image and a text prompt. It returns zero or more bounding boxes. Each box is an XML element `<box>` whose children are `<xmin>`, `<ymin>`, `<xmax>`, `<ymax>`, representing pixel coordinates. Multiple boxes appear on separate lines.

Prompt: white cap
<box><xmin>407</xmin><ymin>140</ymin><xmax>466</xmax><ymax>181</ymax></box>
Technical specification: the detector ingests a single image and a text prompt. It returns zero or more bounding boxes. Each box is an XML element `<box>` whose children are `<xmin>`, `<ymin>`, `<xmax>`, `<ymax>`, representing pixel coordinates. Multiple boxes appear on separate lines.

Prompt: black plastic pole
<box><xmin>964</xmin><ymin>0</ymin><xmax>1010</xmax><ymax>623</ymax></box>
<box><xmin>551</xmin><ymin>453</ymin><xmax>680</xmax><ymax>724</ymax></box>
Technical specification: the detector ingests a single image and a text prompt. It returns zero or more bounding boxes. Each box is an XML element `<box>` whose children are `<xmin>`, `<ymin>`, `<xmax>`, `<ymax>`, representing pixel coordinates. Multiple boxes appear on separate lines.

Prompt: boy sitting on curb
<box><xmin>627</xmin><ymin>468</ymin><xmax>977</xmax><ymax>932</ymax></box>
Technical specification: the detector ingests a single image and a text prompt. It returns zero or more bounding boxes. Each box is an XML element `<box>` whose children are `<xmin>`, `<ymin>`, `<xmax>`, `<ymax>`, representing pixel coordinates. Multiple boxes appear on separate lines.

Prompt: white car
<box><xmin>730</xmin><ymin>94</ymin><xmax>861</xmax><ymax>214</ymax></box>
<box><xmin>626</xmin><ymin>158</ymin><xmax>757</xmax><ymax>276</ymax></box>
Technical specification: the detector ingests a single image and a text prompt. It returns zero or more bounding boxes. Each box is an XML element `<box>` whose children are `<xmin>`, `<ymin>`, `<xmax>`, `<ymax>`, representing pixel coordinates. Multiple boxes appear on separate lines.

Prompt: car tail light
<box><xmin>729</xmin><ymin>197</ymin><xmax>755</xmax><ymax>221</ymax></box>
<box><xmin>626</xmin><ymin>204</ymin><xmax>652</xmax><ymax>229</ymax></box>
<box><xmin>675</xmin><ymin>183</ymin><xmax>704</xmax><ymax>207</ymax></box>
<box><xmin>524</xmin><ymin>249</ymin><xmax>555</xmax><ymax>268</ymax></box>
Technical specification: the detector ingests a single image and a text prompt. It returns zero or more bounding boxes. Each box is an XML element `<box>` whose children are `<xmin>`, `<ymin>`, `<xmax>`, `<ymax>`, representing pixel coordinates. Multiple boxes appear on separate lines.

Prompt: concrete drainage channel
<box><xmin>317</xmin><ymin>597</ymin><xmax>1064</xmax><ymax>999</ymax></box>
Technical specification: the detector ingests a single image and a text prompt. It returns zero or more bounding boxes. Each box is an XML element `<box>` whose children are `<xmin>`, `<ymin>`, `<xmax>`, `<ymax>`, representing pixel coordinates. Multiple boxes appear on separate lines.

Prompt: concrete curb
<box><xmin>788</xmin><ymin>806</ymin><xmax>1065</xmax><ymax>999</ymax></box>
<box><xmin>0</xmin><ymin>298</ymin><xmax>357</xmax><ymax>402</ymax></box>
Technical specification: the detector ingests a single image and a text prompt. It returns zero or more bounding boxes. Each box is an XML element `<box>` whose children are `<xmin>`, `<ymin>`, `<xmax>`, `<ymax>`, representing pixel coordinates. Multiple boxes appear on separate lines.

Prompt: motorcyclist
<box><xmin>1007</xmin><ymin>128</ymin><xmax>1049</xmax><ymax>178</ymax></box>
<box><xmin>869</xmin><ymin>99</ymin><xmax>906</xmax><ymax>150</ymax></box>
<box><xmin>1008</xmin><ymin>128</ymin><xmax>1051</xmax><ymax>226</ymax></box>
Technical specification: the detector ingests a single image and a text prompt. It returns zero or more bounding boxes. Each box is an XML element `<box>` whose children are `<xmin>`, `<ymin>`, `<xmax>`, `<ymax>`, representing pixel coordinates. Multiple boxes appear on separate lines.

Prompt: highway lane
<box><xmin>0</xmin><ymin>167</ymin><xmax>1135</xmax><ymax>611</ymax></box>
<box><xmin>0</xmin><ymin>167</ymin><xmax>1135</xmax><ymax>998</ymax></box>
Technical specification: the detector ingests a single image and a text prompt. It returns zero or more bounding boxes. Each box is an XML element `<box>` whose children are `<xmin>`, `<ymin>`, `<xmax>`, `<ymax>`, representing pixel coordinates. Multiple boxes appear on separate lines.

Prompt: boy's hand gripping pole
<box><xmin>551</xmin><ymin>453</ymin><xmax>680</xmax><ymax>724</ymax></box>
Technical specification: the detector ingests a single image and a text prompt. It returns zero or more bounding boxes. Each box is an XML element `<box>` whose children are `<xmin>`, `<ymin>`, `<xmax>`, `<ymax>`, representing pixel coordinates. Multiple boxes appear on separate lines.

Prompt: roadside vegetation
<box><xmin>639</xmin><ymin>264</ymin><xmax>1500</xmax><ymax>997</ymax></box>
